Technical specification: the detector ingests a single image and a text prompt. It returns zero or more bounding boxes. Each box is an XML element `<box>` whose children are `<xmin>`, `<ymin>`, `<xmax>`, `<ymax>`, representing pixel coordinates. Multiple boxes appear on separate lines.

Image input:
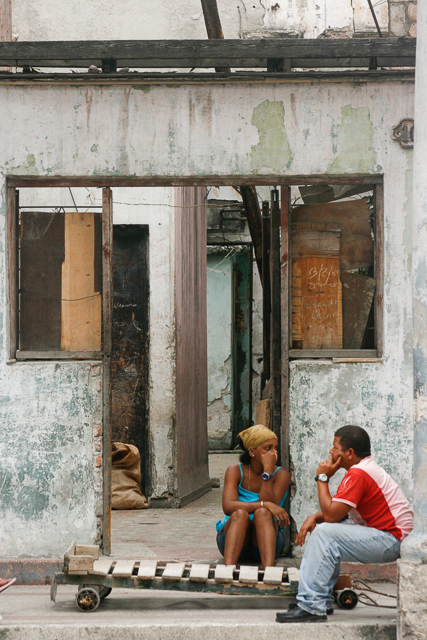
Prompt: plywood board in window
<box><xmin>292</xmin><ymin>225</ymin><xmax>342</xmax><ymax>350</ymax></box>
<box><xmin>61</xmin><ymin>212</ymin><xmax>101</xmax><ymax>351</ymax></box>
<box><xmin>341</xmin><ymin>271</ymin><xmax>376</xmax><ymax>349</ymax></box>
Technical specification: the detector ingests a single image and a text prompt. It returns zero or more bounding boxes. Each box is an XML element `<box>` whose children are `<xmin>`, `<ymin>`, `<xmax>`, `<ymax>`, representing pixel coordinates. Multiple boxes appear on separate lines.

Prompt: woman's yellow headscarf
<box><xmin>238</xmin><ymin>425</ymin><xmax>277</xmax><ymax>452</ymax></box>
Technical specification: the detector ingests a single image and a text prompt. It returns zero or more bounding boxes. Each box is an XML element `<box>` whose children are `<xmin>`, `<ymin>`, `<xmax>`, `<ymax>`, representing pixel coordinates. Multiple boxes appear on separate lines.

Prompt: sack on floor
<box><xmin>111</xmin><ymin>442</ymin><xmax>149</xmax><ymax>510</ymax></box>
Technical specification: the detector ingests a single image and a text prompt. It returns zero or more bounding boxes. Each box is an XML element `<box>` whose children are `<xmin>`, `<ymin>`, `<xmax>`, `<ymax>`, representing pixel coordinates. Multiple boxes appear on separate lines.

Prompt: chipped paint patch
<box><xmin>6</xmin><ymin>154</ymin><xmax>39</xmax><ymax>176</ymax></box>
<box><xmin>131</xmin><ymin>85</ymin><xmax>150</xmax><ymax>94</ymax></box>
<box><xmin>251</xmin><ymin>100</ymin><xmax>292</xmax><ymax>173</ymax></box>
<box><xmin>328</xmin><ymin>105</ymin><xmax>375</xmax><ymax>174</ymax></box>
<box><xmin>91</xmin><ymin>144</ymin><xmax>99</xmax><ymax>153</ymax></box>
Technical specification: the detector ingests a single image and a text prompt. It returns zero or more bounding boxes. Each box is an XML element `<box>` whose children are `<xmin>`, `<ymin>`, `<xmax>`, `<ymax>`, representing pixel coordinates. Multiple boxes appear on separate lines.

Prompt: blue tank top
<box><xmin>215</xmin><ymin>463</ymin><xmax>287</xmax><ymax>532</ymax></box>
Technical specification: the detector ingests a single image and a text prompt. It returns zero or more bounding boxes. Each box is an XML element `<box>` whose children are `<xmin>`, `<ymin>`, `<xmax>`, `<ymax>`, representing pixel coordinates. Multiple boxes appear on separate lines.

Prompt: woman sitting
<box><xmin>216</xmin><ymin>425</ymin><xmax>290</xmax><ymax>569</ymax></box>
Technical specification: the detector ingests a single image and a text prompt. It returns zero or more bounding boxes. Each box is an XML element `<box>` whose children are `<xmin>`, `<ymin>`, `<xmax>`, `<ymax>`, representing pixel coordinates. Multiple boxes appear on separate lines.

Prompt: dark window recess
<box><xmin>111</xmin><ymin>225</ymin><xmax>149</xmax><ymax>496</ymax></box>
<box><xmin>19</xmin><ymin>210</ymin><xmax>102</xmax><ymax>352</ymax></box>
<box><xmin>291</xmin><ymin>192</ymin><xmax>376</xmax><ymax>351</ymax></box>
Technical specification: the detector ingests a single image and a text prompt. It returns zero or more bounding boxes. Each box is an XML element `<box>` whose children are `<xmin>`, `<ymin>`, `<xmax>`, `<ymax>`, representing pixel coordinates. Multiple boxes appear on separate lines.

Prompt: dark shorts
<box><xmin>216</xmin><ymin>525</ymin><xmax>285</xmax><ymax>563</ymax></box>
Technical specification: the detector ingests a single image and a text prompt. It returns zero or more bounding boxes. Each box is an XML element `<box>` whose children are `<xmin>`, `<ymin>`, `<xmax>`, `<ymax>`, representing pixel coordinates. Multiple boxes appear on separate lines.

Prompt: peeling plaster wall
<box><xmin>11</xmin><ymin>0</ymin><xmax>389</xmax><ymax>43</ymax></box>
<box><xmin>0</xmin><ymin>78</ymin><xmax>414</xmax><ymax>554</ymax></box>
<box><xmin>207</xmin><ymin>254</ymin><xmax>233</xmax><ymax>450</ymax></box>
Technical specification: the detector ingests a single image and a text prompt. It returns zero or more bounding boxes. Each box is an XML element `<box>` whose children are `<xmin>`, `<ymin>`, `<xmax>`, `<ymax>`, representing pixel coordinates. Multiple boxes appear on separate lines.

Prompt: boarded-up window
<box><xmin>19</xmin><ymin>211</ymin><xmax>102</xmax><ymax>352</ymax></box>
<box><xmin>291</xmin><ymin>198</ymin><xmax>376</xmax><ymax>351</ymax></box>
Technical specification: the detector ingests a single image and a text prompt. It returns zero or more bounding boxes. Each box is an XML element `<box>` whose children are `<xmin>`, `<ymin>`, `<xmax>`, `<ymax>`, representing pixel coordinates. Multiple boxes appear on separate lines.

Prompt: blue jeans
<box><xmin>297</xmin><ymin>520</ymin><xmax>401</xmax><ymax>616</ymax></box>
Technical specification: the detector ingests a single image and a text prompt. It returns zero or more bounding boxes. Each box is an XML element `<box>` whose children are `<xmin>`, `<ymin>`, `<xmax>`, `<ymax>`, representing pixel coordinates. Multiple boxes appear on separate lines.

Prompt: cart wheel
<box><xmin>99</xmin><ymin>587</ymin><xmax>112</xmax><ymax>599</ymax></box>
<box><xmin>336</xmin><ymin>589</ymin><xmax>358</xmax><ymax>610</ymax></box>
<box><xmin>76</xmin><ymin>587</ymin><xmax>101</xmax><ymax>612</ymax></box>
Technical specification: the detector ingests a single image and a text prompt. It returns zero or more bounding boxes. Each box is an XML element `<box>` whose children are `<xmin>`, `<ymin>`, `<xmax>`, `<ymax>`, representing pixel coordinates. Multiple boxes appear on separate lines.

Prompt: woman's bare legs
<box><xmin>223</xmin><ymin>510</ymin><xmax>251</xmax><ymax>565</ymax></box>
<box><xmin>252</xmin><ymin>508</ymin><xmax>279</xmax><ymax>569</ymax></box>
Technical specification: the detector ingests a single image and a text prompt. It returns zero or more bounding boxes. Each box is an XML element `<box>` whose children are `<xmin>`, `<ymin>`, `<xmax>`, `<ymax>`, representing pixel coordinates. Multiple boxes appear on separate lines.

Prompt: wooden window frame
<box><xmin>6</xmin><ymin>181</ymin><xmax>113</xmax><ymax>362</ymax></box>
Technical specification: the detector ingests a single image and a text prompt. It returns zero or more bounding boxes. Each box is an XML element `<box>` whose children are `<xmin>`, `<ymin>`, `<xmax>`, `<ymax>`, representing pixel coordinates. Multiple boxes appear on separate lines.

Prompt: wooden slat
<box><xmin>137</xmin><ymin>560</ymin><xmax>158</xmax><ymax>580</ymax></box>
<box><xmin>90</xmin><ymin>559</ymin><xmax>114</xmax><ymax>576</ymax></box>
<box><xmin>102</xmin><ymin>187</ymin><xmax>113</xmax><ymax>557</ymax></box>
<box><xmin>68</xmin><ymin>555</ymin><xmax>94</xmax><ymax>572</ymax></box>
<box><xmin>0</xmin><ymin>39</ymin><xmax>415</xmax><ymax>68</ymax></box>
<box><xmin>112</xmin><ymin>560</ymin><xmax>136</xmax><ymax>577</ymax></box>
<box><xmin>238</xmin><ymin>565</ymin><xmax>259</xmax><ymax>584</ymax></box>
<box><xmin>189</xmin><ymin>564</ymin><xmax>210</xmax><ymax>583</ymax></box>
<box><xmin>75</xmin><ymin>544</ymin><xmax>100</xmax><ymax>560</ymax></box>
<box><xmin>6</xmin><ymin>186</ymin><xmax>18</xmax><ymax>359</ymax></box>
<box><xmin>270</xmin><ymin>190</ymin><xmax>281</xmax><ymax>441</ymax></box>
<box><xmin>262</xmin><ymin>201</ymin><xmax>271</xmax><ymax>390</ymax></box>
<box><xmin>6</xmin><ymin>175</ymin><xmax>384</xmax><ymax>189</ymax></box>
<box><xmin>162</xmin><ymin>563</ymin><xmax>186</xmax><ymax>581</ymax></box>
<box><xmin>289</xmin><ymin>349</ymin><xmax>377</xmax><ymax>358</ymax></box>
<box><xmin>287</xmin><ymin>567</ymin><xmax>300</xmax><ymax>582</ymax></box>
<box><xmin>214</xmin><ymin>565</ymin><xmax>235</xmax><ymax>583</ymax></box>
<box><xmin>374</xmin><ymin>183</ymin><xmax>384</xmax><ymax>358</ymax></box>
<box><xmin>16</xmin><ymin>350</ymin><xmax>103</xmax><ymax>360</ymax></box>
<box><xmin>263</xmin><ymin>566</ymin><xmax>283</xmax><ymax>585</ymax></box>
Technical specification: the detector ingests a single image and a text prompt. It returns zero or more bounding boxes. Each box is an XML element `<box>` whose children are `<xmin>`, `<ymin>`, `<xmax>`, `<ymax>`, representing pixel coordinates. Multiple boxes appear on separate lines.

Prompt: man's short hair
<box><xmin>334</xmin><ymin>425</ymin><xmax>371</xmax><ymax>458</ymax></box>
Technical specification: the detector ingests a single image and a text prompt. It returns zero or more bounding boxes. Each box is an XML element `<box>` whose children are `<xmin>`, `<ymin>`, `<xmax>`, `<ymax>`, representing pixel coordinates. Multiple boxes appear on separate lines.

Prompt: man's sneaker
<box><xmin>289</xmin><ymin>601</ymin><xmax>334</xmax><ymax>616</ymax></box>
<box><xmin>276</xmin><ymin>606</ymin><xmax>327</xmax><ymax>623</ymax></box>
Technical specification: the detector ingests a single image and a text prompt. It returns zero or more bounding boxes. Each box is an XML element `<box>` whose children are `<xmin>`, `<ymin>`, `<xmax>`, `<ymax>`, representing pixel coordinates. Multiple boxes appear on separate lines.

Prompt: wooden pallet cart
<box><xmin>51</xmin><ymin>543</ymin><xmax>300</xmax><ymax>612</ymax></box>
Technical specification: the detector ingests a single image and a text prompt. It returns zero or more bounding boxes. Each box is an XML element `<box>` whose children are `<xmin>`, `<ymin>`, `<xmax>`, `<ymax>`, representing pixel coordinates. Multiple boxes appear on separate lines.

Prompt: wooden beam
<box><xmin>200</xmin><ymin>0</ymin><xmax>230</xmax><ymax>73</ymax></box>
<box><xmin>280</xmin><ymin>187</ymin><xmax>290</xmax><ymax>471</ymax></box>
<box><xmin>262</xmin><ymin>201</ymin><xmax>271</xmax><ymax>391</ymax></box>
<box><xmin>270</xmin><ymin>190</ymin><xmax>281</xmax><ymax>443</ymax></box>
<box><xmin>0</xmin><ymin>38</ymin><xmax>415</xmax><ymax>68</ymax></box>
<box><xmin>6</xmin><ymin>185</ymin><xmax>18</xmax><ymax>359</ymax></box>
<box><xmin>102</xmin><ymin>187</ymin><xmax>113</xmax><ymax>556</ymax></box>
<box><xmin>240</xmin><ymin>186</ymin><xmax>263</xmax><ymax>282</ymax></box>
<box><xmin>6</xmin><ymin>175</ymin><xmax>383</xmax><ymax>189</ymax></box>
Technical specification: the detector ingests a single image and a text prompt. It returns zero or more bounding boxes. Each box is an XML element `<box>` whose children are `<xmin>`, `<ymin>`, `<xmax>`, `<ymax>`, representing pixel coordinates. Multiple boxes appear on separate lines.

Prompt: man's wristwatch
<box><xmin>261</xmin><ymin>472</ymin><xmax>274</xmax><ymax>481</ymax></box>
<box><xmin>314</xmin><ymin>474</ymin><xmax>329</xmax><ymax>483</ymax></box>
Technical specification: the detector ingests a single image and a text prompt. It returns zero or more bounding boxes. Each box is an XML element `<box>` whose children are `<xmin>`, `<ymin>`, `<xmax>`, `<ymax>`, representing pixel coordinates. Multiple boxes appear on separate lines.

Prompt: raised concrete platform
<box><xmin>0</xmin><ymin>585</ymin><xmax>397</xmax><ymax>640</ymax></box>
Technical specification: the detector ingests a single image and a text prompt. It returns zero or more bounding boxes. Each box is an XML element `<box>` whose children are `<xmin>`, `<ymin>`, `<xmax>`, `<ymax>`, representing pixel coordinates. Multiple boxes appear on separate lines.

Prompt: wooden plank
<box><xmin>263</xmin><ymin>566</ymin><xmax>283</xmax><ymax>585</ymax></box>
<box><xmin>138</xmin><ymin>560</ymin><xmax>158</xmax><ymax>580</ymax></box>
<box><xmin>61</xmin><ymin>212</ymin><xmax>102</xmax><ymax>351</ymax></box>
<box><xmin>262</xmin><ymin>201</ymin><xmax>271</xmax><ymax>390</ymax></box>
<box><xmin>90</xmin><ymin>559</ymin><xmax>114</xmax><ymax>576</ymax></box>
<box><xmin>102</xmin><ymin>187</ymin><xmax>113</xmax><ymax>557</ymax></box>
<box><xmin>341</xmin><ymin>272</ymin><xmax>376</xmax><ymax>349</ymax></box>
<box><xmin>112</xmin><ymin>560</ymin><xmax>136</xmax><ymax>577</ymax></box>
<box><xmin>291</xmin><ymin>201</ymin><xmax>374</xmax><ymax>271</ymax></box>
<box><xmin>6</xmin><ymin>175</ymin><xmax>384</xmax><ymax>189</ymax></box>
<box><xmin>0</xmin><ymin>38</ymin><xmax>415</xmax><ymax>68</ymax></box>
<box><xmin>75</xmin><ymin>544</ymin><xmax>100</xmax><ymax>560</ymax></box>
<box><xmin>332</xmin><ymin>357</ymin><xmax>383</xmax><ymax>363</ymax></box>
<box><xmin>287</xmin><ymin>567</ymin><xmax>300</xmax><ymax>582</ymax></box>
<box><xmin>238</xmin><ymin>565</ymin><xmax>259</xmax><ymax>584</ymax></box>
<box><xmin>374</xmin><ymin>183</ymin><xmax>384</xmax><ymax>358</ymax></box>
<box><xmin>214</xmin><ymin>565</ymin><xmax>235</xmax><ymax>583</ymax></box>
<box><xmin>189</xmin><ymin>563</ymin><xmax>210</xmax><ymax>583</ymax></box>
<box><xmin>68</xmin><ymin>555</ymin><xmax>94</xmax><ymax>572</ymax></box>
<box><xmin>270</xmin><ymin>190</ymin><xmax>281</xmax><ymax>442</ymax></box>
<box><xmin>255</xmin><ymin>399</ymin><xmax>270</xmax><ymax>428</ymax></box>
<box><xmin>162</xmin><ymin>563</ymin><xmax>186</xmax><ymax>581</ymax></box>
<box><xmin>241</xmin><ymin>186</ymin><xmax>263</xmax><ymax>282</ymax></box>
<box><xmin>16</xmin><ymin>350</ymin><xmax>103</xmax><ymax>360</ymax></box>
<box><xmin>6</xmin><ymin>186</ymin><xmax>18</xmax><ymax>359</ymax></box>
<box><xmin>290</xmin><ymin>349</ymin><xmax>377</xmax><ymax>358</ymax></box>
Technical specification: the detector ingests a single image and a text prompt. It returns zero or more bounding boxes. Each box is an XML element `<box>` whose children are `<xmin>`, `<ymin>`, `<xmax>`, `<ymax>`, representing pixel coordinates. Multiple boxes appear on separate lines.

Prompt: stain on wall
<box><xmin>251</xmin><ymin>100</ymin><xmax>292</xmax><ymax>173</ymax></box>
<box><xmin>328</xmin><ymin>105</ymin><xmax>375</xmax><ymax>174</ymax></box>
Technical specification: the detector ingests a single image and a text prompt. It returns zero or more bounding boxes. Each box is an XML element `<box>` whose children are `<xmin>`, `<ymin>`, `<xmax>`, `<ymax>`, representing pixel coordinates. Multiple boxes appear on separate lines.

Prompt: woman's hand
<box><xmin>261</xmin><ymin>449</ymin><xmax>278</xmax><ymax>473</ymax></box>
<box><xmin>263</xmin><ymin>501</ymin><xmax>290</xmax><ymax>527</ymax></box>
<box><xmin>295</xmin><ymin>515</ymin><xmax>318</xmax><ymax>547</ymax></box>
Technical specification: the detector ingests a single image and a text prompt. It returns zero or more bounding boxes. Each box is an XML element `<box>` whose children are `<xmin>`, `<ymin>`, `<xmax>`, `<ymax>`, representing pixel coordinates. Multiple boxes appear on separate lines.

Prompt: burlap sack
<box><xmin>111</xmin><ymin>442</ymin><xmax>149</xmax><ymax>510</ymax></box>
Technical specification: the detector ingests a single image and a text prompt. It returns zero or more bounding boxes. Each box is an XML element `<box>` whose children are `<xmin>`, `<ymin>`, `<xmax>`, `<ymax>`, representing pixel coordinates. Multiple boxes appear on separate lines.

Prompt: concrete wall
<box><xmin>0</xmin><ymin>77</ymin><xmax>414</xmax><ymax>555</ymax></box>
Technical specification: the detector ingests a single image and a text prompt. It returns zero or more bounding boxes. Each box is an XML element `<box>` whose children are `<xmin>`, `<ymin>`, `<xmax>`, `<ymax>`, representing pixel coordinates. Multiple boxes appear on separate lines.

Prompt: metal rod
<box><xmin>19</xmin><ymin>205</ymin><xmax>102</xmax><ymax>209</ymax></box>
<box><xmin>367</xmin><ymin>0</ymin><xmax>383</xmax><ymax>37</ymax></box>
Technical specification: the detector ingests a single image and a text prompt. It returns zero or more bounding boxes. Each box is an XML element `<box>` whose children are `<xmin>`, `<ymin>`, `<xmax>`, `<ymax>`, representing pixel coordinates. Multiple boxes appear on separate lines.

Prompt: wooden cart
<box><xmin>51</xmin><ymin>543</ymin><xmax>300</xmax><ymax>612</ymax></box>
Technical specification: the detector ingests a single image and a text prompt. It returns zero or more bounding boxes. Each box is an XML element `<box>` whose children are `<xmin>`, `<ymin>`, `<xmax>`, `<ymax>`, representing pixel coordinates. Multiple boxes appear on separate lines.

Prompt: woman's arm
<box><xmin>258</xmin><ymin>450</ymin><xmax>290</xmax><ymax>505</ymax></box>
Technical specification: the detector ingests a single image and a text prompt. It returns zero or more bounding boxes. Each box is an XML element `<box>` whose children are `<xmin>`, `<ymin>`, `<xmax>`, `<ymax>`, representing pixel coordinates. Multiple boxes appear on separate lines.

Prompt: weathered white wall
<box><xmin>207</xmin><ymin>253</ymin><xmax>233</xmax><ymax>450</ymax></box>
<box><xmin>0</xmin><ymin>77</ymin><xmax>414</xmax><ymax>555</ymax></box>
<box><xmin>11</xmin><ymin>0</ymin><xmax>389</xmax><ymax>43</ymax></box>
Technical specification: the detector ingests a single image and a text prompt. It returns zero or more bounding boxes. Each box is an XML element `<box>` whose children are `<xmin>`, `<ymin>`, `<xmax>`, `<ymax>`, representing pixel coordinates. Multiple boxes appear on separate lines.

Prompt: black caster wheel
<box><xmin>76</xmin><ymin>587</ymin><xmax>101</xmax><ymax>612</ymax></box>
<box><xmin>99</xmin><ymin>587</ymin><xmax>112</xmax><ymax>599</ymax></box>
<box><xmin>336</xmin><ymin>589</ymin><xmax>359</xmax><ymax>610</ymax></box>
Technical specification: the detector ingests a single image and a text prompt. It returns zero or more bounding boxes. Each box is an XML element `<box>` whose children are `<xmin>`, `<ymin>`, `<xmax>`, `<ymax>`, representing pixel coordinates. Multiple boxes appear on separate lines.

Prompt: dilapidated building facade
<box><xmin>1</xmin><ymin>0</ymin><xmax>426</xmax><ymax>636</ymax></box>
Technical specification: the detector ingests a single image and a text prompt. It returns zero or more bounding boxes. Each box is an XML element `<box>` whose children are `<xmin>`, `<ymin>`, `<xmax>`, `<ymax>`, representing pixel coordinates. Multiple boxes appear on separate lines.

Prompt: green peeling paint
<box><xmin>91</xmin><ymin>144</ymin><xmax>98</xmax><ymax>153</ymax></box>
<box><xmin>251</xmin><ymin>100</ymin><xmax>292</xmax><ymax>173</ymax></box>
<box><xmin>404</xmin><ymin>149</ymin><xmax>413</xmax><ymax>274</ymax></box>
<box><xmin>328</xmin><ymin>106</ymin><xmax>375</xmax><ymax>174</ymax></box>
<box><xmin>131</xmin><ymin>85</ymin><xmax>150</xmax><ymax>93</ymax></box>
<box><xmin>7</xmin><ymin>154</ymin><xmax>39</xmax><ymax>176</ymax></box>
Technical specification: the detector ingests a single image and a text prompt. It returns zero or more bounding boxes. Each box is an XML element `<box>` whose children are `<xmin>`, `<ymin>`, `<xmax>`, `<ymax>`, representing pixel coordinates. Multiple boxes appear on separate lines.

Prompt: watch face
<box><xmin>261</xmin><ymin>472</ymin><xmax>272</xmax><ymax>480</ymax></box>
<box><xmin>318</xmin><ymin>474</ymin><xmax>328</xmax><ymax>482</ymax></box>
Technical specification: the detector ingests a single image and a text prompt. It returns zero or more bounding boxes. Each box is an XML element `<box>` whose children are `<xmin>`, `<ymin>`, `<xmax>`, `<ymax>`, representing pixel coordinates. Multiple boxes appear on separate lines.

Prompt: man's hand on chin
<box><xmin>317</xmin><ymin>454</ymin><xmax>342</xmax><ymax>479</ymax></box>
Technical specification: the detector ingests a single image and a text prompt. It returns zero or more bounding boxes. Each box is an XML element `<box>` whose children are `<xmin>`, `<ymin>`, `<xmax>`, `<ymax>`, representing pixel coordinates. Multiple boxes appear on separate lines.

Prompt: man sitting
<box><xmin>276</xmin><ymin>425</ymin><xmax>413</xmax><ymax>623</ymax></box>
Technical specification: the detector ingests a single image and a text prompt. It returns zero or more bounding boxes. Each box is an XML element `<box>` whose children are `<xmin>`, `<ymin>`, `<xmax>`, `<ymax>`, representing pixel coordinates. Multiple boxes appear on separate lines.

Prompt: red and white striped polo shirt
<box><xmin>332</xmin><ymin>457</ymin><xmax>413</xmax><ymax>541</ymax></box>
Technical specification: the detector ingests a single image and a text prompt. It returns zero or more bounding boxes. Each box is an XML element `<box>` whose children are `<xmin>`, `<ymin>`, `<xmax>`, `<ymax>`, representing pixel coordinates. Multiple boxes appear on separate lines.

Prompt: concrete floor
<box><xmin>0</xmin><ymin>453</ymin><xmax>398</xmax><ymax>638</ymax></box>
